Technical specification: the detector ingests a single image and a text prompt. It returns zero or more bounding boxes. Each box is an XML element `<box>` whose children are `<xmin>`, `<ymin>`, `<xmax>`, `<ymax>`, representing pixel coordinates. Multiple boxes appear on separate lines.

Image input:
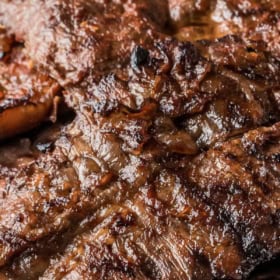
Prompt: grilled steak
<box><xmin>0</xmin><ymin>0</ymin><xmax>279</xmax><ymax>279</ymax></box>
<box><xmin>173</xmin><ymin>0</ymin><xmax>280</xmax><ymax>55</ymax></box>
<box><xmin>0</xmin><ymin>28</ymin><xmax>60</xmax><ymax>139</ymax></box>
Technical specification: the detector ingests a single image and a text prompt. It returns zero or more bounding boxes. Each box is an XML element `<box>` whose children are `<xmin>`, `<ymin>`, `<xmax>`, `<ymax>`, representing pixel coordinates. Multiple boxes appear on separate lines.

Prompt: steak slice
<box><xmin>0</xmin><ymin>28</ymin><xmax>60</xmax><ymax>139</ymax></box>
<box><xmin>173</xmin><ymin>0</ymin><xmax>280</xmax><ymax>56</ymax></box>
<box><xmin>39</xmin><ymin>199</ymin><xmax>243</xmax><ymax>279</ymax></box>
<box><xmin>0</xmin><ymin>0</ymin><xmax>169</xmax><ymax>86</ymax></box>
<box><xmin>38</xmin><ymin>123</ymin><xmax>280</xmax><ymax>280</ymax></box>
<box><xmin>187</xmin><ymin>122</ymin><xmax>280</xmax><ymax>270</ymax></box>
<box><xmin>0</xmin><ymin>1</ymin><xmax>279</xmax><ymax>149</ymax></box>
<box><xmin>0</xmin><ymin>125</ymin><xmax>80</xmax><ymax>267</ymax></box>
<box><xmin>0</xmin><ymin>1</ymin><xmax>279</xmax><ymax>279</ymax></box>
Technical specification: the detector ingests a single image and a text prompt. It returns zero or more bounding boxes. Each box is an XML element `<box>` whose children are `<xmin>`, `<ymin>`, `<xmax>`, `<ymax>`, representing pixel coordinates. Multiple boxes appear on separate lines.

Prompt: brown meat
<box><xmin>0</xmin><ymin>0</ymin><xmax>169</xmax><ymax>86</ymax></box>
<box><xmin>187</xmin><ymin>122</ymin><xmax>280</xmax><ymax>264</ymax></box>
<box><xmin>0</xmin><ymin>1</ymin><xmax>279</xmax><ymax>279</ymax></box>
<box><xmin>173</xmin><ymin>0</ymin><xmax>280</xmax><ymax>55</ymax></box>
<box><xmin>21</xmin><ymin>122</ymin><xmax>280</xmax><ymax>279</ymax></box>
<box><xmin>0</xmin><ymin>29</ymin><xmax>60</xmax><ymax>139</ymax></box>
<box><xmin>1</xmin><ymin>1</ymin><xmax>279</xmax><ymax>148</ymax></box>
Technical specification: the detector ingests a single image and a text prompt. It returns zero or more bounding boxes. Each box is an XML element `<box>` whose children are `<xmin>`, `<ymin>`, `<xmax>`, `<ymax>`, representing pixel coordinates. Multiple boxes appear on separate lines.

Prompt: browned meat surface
<box><xmin>0</xmin><ymin>29</ymin><xmax>60</xmax><ymax>139</ymax></box>
<box><xmin>0</xmin><ymin>1</ymin><xmax>279</xmax><ymax>148</ymax></box>
<box><xmin>0</xmin><ymin>0</ymin><xmax>170</xmax><ymax>87</ymax></box>
<box><xmin>3</xmin><ymin>122</ymin><xmax>278</xmax><ymax>279</ymax></box>
<box><xmin>0</xmin><ymin>1</ymin><xmax>279</xmax><ymax>279</ymax></box>
<box><xmin>173</xmin><ymin>0</ymin><xmax>280</xmax><ymax>56</ymax></box>
<box><xmin>187</xmin><ymin>122</ymin><xmax>280</xmax><ymax>261</ymax></box>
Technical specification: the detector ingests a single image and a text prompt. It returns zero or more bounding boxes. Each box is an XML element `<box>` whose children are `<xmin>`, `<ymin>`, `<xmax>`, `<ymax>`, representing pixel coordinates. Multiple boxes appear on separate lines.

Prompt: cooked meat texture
<box><xmin>0</xmin><ymin>32</ymin><xmax>60</xmax><ymax>139</ymax></box>
<box><xmin>0</xmin><ymin>0</ymin><xmax>170</xmax><ymax>86</ymax></box>
<box><xmin>43</xmin><ymin>35</ymin><xmax>280</xmax><ymax>150</ymax></box>
<box><xmin>0</xmin><ymin>1</ymin><xmax>280</xmax><ymax>148</ymax></box>
<box><xmin>40</xmin><ymin>200</ymin><xmax>242</xmax><ymax>280</ymax></box>
<box><xmin>31</xmin><ymin>123</ymin><xmax>280</xmax><ymax>279</ymax></box>
<box><xmin>173</xmin><ymin>0</ymin><xmax>280</xmax><ymax>55</ymax></box>
<box><xmin>0</xmin><ymin>97</ymin><xmax>279</xmax><ymax>278</ymax></box>
<box><xmin>0</xmin><ymin>123</ymin><xmax>81</xmax><ymax>266</ymax></box>
<box><xmin>0</xmin><ymin>1</ymin><xmax>279</xmax><ymax>279</ymax></box>
<box><xmin>0</xmin><ymin>118</ymin><xmax>143</xmax><ymax>278</ymax></box>
<box><xmin>187</xmin><ymin>122</ymin><xmax>280</xmax><ymax>260</ymax></box>
<box><xmin>1</xmin><ymin>121</ymin><xmax>279</xmax><ymax>279</ymax></box>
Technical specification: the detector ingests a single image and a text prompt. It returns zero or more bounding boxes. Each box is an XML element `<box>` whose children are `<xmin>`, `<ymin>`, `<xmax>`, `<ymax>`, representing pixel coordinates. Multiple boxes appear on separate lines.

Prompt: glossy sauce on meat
<box><xmin>0</xmin><ymin>29</ymin><xmax>60</xmax><ymax>139</ymax></box>
<box><xmin>0</xmin><ymin>1</ymin><xmax>279</xmax><ymax>279</ymax></box>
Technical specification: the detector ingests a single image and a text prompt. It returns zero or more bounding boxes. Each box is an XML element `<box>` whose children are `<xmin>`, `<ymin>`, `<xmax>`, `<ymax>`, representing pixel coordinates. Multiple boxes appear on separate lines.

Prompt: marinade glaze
<box><xmin>0</xmin><ymin>1</ymin><xmax>279</xmax><ymax>279</ymax></box>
